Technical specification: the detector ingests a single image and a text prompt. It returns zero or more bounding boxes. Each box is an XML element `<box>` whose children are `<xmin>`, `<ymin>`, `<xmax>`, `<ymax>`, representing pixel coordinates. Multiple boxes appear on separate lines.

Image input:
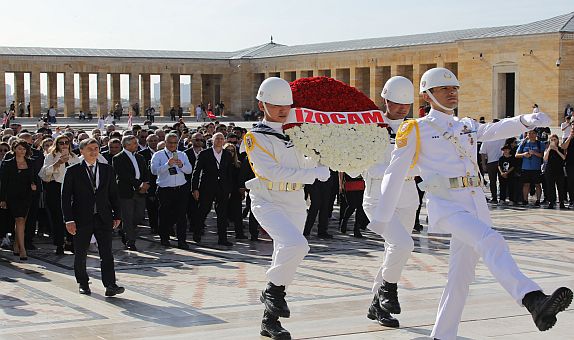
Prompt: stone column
<box><xmin>110</xmin><ymin>73</ymin><xmax>121</xmax><ymax>108</ymax></box>
<box><xmin>412</xmin><ymin>64</ymin><xmax>421</xmax><ymax>116</ymax></box>
<box><xmin>14</xmin><ymin>72</ymin><xmax>25</xmax><ymax>114</ymax></box>
<box><xmin>330</xmin><ymin>69</ymin><xmax>337</xmax><ymax>80</ymax></box>
<box><xmin>29</xmin><ymin>71</ymin><xmax>41</xmax><ymax>117</ymax></box>
<box><xmin>79</xmin><ymin>73</ymin><xmax>90</xmax><ymax>113</ymax></box>
<box><xmin>390</xmin><ymin>65</ymin><xmax>398</xmax><ymax>77</ymax></box>
<box><xmin>191</xmin><ymin>73</ymin><xmax>202</xmax><ymax>108</ymax></box>
<box><xmin>349</xmin><ymin>67</ymin><xmax>356</xmax><ymax>88</ymax></box>
<box><xmin>97</xmin><ymin>72</ymin><xmax>108</xmax><ymax>116</ymax></box>
<box><xmin>64</xmin><ymin>72</ymin><xmax>75</xmax><ymax>117</ymax></box>
<box><xmin>0</xmin><ymin>71</ymin><xmax>6</xmax><ymax>112</ymax></box>
<box><xmin>370</xmin><ymin>66</ymin><xmax>384</xmax><ymax>109</ymax></box>
<box><xmin>140</xmin><ymin>74</ymin><xmax>151</xmax><ymax>110</ymax></box>
<box><xmin>220</xmin><ymin>74</ymin><xmax>230</xmax><ymax>117</ymax></box>
<box><xmin>129</xmin><ymin>73</ymin><xmax>139</xmax><ymax>114</ymax></box>
<box><xmin>171</xmin><ymin>74</ymin><xmax>180</xmax><ymax>109</ymax></box>
<box><xmin>160</xmin><ymin>73</ymin><xmax>172</xmax><ymax>116</ymax></box>
<box><xmin>47</xmin><ymin>72</ymin><xmax>58</xmax><ymax>109</ymax></box>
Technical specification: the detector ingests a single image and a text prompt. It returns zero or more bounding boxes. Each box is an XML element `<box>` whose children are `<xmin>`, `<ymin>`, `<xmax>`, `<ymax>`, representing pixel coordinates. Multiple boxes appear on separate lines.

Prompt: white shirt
<box><xmin>195</xmin><ymin>107</ymin><xmax>202</xmax><ymax>115</ymax></box>
<box><xmin>150</xmin><ymin>149</ymin><xmax>192</xmax><ymax>187</ymax></box>
<box><xmin>125</xmin><ymin>150</ymin><xmax>141</xmax><ymax>179</ymax></box>
<box><xmin>479</xmin><ymin>139</ymin><xmax>506</xmax><ymax>164</ymax></box>
<box><xmin>561</xmin><ymin>121</ymin><xmax>571</xmax><ymax>140</ymax></box>
<box><xmin>212</xmin><ymin>148</ymin><xmax>222</xmax><ymax>169</ymax></box>
<box><xmin>39</xmin><ymin>152</ymin><xmax>81</xmax><ymax>183</ymax></box>
<box><xmin>84</xmin><ymin>161</ymin><xmax>100</xmax><ymax>189</ymax></box>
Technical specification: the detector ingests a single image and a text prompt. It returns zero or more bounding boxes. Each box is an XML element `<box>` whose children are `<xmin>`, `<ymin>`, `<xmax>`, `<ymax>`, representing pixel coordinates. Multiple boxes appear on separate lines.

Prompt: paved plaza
<box><xmin>0</xmin><ymin>203</ymin><xmax>572</xmax><ymax>339</ymax></box>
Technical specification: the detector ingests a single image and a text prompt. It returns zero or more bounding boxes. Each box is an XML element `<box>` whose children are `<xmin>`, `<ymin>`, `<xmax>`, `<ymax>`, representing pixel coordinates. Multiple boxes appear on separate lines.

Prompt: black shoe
<box><xmin>218</xmin><ymin>239</ymin><xmax>233</xmax><ymax>246</ymax></box>
<box><xmin>260</xmin><ymin>311</ymin><xmax>291</xmax><ymax>339</ymax></box>
<box><xmin>19</xmin><ymin>256</ymin><xmax>28</xmax><ymax>261</ymax></box>
<box><xmin>178</xmin><ymin>242</ymin><xmax>190</xmax><ymax>250</ymax></box>
<box><xmin>353</xmin><ymin>230</ymin><xmax>364</xmax><ymax>238</ymax></box>
<box><xmin>56</xmin><ymin>246</ymin><xmax>64</xmax><ymax>255</ymax></box>
<box><xmin>367</xmin><ymin>295</ymin><xmax>400</xmax><ymax>328</ymax></box>
<box><xmin>260</xmin><ymin>282</ymin><xmax>290</xmax><ymax>318</ymax></box>
<box><xmin>250</xmin><ymin>236</ymin><xmax>260</xmax><ymax>242</ymax></box>
<box><xmin>105</xmin><ymin>284</ymin><xmax>125</xmax><ymax>297</ymax></box>
<box><xmin>64</xmin><ymin>243</ymin><xmax>74</xmax><ymax>253</ymax></box>
<box><xmin>125</xmin><ymin>244</ymin><xmax>138</xmax><ymax>251</ymax></box>
<box><xmin>192</xmin><ymin>234</ymin><xmax>201</xmax><ymax>243</ymax></box>
<box><xmin>569</xmin><ymin>203</ymin><xmax>574</xmax><ymax>209</ymax></box>
<box><xmin>79</xmin><ymin>284</ymin><xmax>91</xmax><ymax>295</ymax></box>
<box><xmin>317</xmin><ymin>233</ymin><xmax>333</xmax><ymax>239</ymax></box>
<box><xmin>534</xmin><ymin>200</ymin><xmax>541</xmax><ymax>207</ymax></box>
<box><xmin>490</xmin><ymin>199</ymin><xmax>498</xmax><ymax>204</ymax></box>
<box><xmin>160</xmin><ymin>240</ymin><xmax>171</xmax><ymax>247</ymax></box>
<box><xmin>545</xmin><ymin>203</ymin><xmax>555</xmax><ymax>209</ymax></box>
<box><xmin>119</xmin><ymin>230</ymin><xmax>127</xmax><ymax>245</ymax></box>
<box><xmin>559</xmin><ymin>203</ymin><xmax>567</xmax><ymax>209</ymax></box>
<box><xmin>378</xmin><ymin>280</ymin><xmax>401</xmax><ymax>314</ymax></box>
<box><xmin>522</xmin><ymin>288</ymin><xmax>573</xmax><ymax>331</ymax></box>
<box><xmin>236</xmin><ymin>233</ymin><xmax>248</xmax><ymax>240</ymax></box>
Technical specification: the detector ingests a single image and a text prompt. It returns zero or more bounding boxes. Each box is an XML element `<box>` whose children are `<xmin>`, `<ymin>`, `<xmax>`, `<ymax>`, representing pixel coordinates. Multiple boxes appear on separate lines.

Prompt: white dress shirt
<box><xmin>125</xmin><ymin>150</ymin><xmax>141</xmax><ymax>180</ymax></box>
<box><xmin>213</xmin><ymin>148</ymin><xmax>222</xmax><ymax>169</ymax></box>
<box><xmin>150</xmin><ymin>149</ymin><xmax>192</xmax><ymax>187</ymax></box>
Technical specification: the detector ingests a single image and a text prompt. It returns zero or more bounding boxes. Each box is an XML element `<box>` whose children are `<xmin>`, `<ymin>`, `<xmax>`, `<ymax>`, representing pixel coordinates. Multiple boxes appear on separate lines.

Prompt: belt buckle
<box><xmin>467</xmin><ymin>176</ymin><xmax>475</xmax><ymax>187</ymax></box>
<box><xmin>279</xmin><ymin>182</ymin><xmax>287</xmax><ymax>191</ymax></box>
<box><xmin>462</xmin><ymin>176</ymin><xmax>470</xmax><ymax>188</ymax></box>
<box><xmin>449</xmin><ymin>177</ymin><xmax>459</xmax><ymax>189</ymax></box>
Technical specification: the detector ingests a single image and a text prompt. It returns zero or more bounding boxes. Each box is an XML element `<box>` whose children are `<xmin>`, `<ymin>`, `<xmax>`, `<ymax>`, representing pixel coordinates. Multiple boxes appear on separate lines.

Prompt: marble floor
<box><xmin>0</xmin><ymin>203</ymin><xmax>572</xmax><ymax>339</ymax></box>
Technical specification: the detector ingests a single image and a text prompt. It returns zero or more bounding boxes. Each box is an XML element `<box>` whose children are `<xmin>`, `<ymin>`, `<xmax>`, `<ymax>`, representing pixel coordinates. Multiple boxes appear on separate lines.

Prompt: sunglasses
<box><xmin>57</xmin><ymin>141</ymin><xmax>70</xmax><ymax>145</ymax></box>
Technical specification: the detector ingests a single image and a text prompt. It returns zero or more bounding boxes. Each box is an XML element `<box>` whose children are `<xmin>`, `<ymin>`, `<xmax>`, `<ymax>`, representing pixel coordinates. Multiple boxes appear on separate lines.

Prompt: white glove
<box><xmin>520</xmin><ymin>112</ymin><xmax>551</xmax><ymax>128</ymax></box>
<box><xmin>315</xmin><ymin>166</ymin><xmax>331</xmax><ymax>182</ymax></box>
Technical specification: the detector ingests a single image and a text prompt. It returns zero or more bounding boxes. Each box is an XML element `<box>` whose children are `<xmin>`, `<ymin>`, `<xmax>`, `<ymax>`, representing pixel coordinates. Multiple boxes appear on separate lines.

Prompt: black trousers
<box><xmin>486</xmin><ymin>162</ymin><xmax>499</xmax><ymax>200</ymax></box>
<box><xmin>245</xmin><ymin>192</ymin><xmax>259</xmax><ymax>238</ymax></box>
<box><xmin>158</xmin><ymin>186</ymin><xmax>189</xmax><ymax>243</ymax></box>
<box><xmin>187</xmin><ymin>191</ymin><xmax>200</xmax><ymax>232</ymax></box>
<box><xmin>24</xmin><ymin>190</ymin><xmax>40</xmax><ymax>246</ymax></box>
<box><xmin>228</xmin><ymin>190</ymin><xmax>244</xmax><ymax>235</ymax></box>
<box><xmin>340</xmin><ymin>190</ymin><xmax>368</xmax><ymax>231</ymax></box>
<box><xmin>414</xmin><ymin>177</ymin><xmax>425</xmax><ymax>226</ymax></box>
<box><xmin>46</xmin><ymin>181</ymin><xmax>71</xmax><ymax>246</ymax></box>
<box><xmin>194</xmin><ymin>186</ymin><xmax>230</xmax><ymax>241</ymax></box>
<box><xmin>73</xmin><ymin>214</ymin><xmax>116</xmax><ymax>287</ymax></box>
<box><xmin>545</xmin><ymin>169</ymin><xmax>566</xmax><ymax>204</ymax></box>
<box><xmin>566</xmin><ymin>165</ymin><xmax>574</xmax><ymax>203</ymax></box>
<box><xmin>499</xmin><ymin>175</ymin><xmax>517</xmax><ymax>202</ymax></box>
<box><xmin>304</xmin><ymin>181</ymin><xmax>331</xmax><ymax>236</ymax></box>
<box><xmin>145</xmin><ymin>194</ymin><xmax>159</xmax><ymax>232</ymax></box>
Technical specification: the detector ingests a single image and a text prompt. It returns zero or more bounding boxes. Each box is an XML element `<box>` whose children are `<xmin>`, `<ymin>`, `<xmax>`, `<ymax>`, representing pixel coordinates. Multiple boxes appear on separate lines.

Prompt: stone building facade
<box><xmin>0</xmin><ymin>12</ymin><xmax>572</xmax><ymax>124</ymax></box>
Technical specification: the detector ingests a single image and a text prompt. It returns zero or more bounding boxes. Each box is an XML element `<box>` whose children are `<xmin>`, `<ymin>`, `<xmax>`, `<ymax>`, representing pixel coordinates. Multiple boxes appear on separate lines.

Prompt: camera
<box><xmin>556</xmin><ymin>58</ymin><xmax>561</xmax><ymax>67</ymax></box>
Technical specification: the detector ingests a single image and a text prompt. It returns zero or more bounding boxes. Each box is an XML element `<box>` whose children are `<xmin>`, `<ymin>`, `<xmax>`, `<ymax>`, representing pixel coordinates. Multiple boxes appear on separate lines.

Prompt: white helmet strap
<box><xmin>261</xmin><ymin>101</ymin><xmax>270</xmax><ymax>117</ymax></box>
<box><xmin>425</xmin><ymin>90</ymin><xmax>457</xmax><ymax>112</ymax></box>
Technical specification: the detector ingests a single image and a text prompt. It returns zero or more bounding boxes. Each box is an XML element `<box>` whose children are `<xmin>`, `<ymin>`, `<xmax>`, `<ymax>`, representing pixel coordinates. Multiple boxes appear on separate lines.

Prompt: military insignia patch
<box><xmin>395</xmin><ymin>120</ymin><xmax>417</xmax><ymax>148</ymax></box>
<box><xmin>244</xmin><ymin>133</ymin><xmax>255</xmax><ymax>152</ymax></box>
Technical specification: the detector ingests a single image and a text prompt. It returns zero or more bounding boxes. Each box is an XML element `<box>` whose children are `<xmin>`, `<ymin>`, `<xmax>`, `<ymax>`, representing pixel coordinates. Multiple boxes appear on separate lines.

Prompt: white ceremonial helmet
<box><xmin>419</xmin><ymin>67</ymin><xmax>460</xmax><ymax>111</ymax></box>
<box><xmin>419</xmin><ymin>67</ymin><xmax>460</xmax><ymax>93</ymax></box>
<box><xmin>381</xmin><ymin>76</ymin><xmax>414</xmax><ymax>104</ymax></box>
<box><xmin>256</xmin><ymin>77</ymin><xmax>293</xmax><ymax>106</ymax></box>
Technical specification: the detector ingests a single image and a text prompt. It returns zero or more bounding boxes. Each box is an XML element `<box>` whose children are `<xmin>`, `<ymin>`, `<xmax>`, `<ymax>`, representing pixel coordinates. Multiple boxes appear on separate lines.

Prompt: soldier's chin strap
<box><xmin>425</xmin><ymin>90</ymin><xmax>457</xmax><ymax>113</ymax></box>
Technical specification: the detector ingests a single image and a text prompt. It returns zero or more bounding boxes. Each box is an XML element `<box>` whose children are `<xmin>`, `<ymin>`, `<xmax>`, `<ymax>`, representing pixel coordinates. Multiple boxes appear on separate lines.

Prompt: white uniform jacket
<box><xmin>376</xmin><ymin>109</ymin><xmax>529</xmax><ymax>232</ymax></box>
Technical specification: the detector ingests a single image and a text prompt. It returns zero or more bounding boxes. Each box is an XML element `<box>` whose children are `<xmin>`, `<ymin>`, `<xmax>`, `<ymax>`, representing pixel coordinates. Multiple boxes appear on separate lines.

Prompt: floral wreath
<box><xmin>285</xmin><ymin>77</ymin><xmax>389</xmax><ymax>173</ymax></box>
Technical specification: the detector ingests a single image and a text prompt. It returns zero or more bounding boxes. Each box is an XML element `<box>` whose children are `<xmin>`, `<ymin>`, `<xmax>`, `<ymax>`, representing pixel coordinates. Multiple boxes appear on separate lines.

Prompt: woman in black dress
<box><xmin>0</xmin><ymin>140</ymin><xmax>37</xmax><ymax>260</ymax></box>
<box><xmin>543</xmin><ymin>134</ymin><xmax>567</xmax><ymax>209</ymax></box>
<box><xmin>225</xmin><ymin>142</ymin><xmax>247</xmax><ymax>239</ymax></box>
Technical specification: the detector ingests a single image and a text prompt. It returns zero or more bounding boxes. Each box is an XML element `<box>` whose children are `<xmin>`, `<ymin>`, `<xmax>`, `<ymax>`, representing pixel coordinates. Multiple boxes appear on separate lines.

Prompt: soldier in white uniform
<box><xmin>244</xmin><ymin>77</ymin><xmax>330</xmax><ymax>340</ymax></box>
<box><xmin>362</xmin><ymin>76</ymin><xmax>420</xmax><ymax>327</ymax></box>
<box><xmin>376</xmin><ymin>68</ymin><xmax>572</xmax><ymax>339</ymax></box>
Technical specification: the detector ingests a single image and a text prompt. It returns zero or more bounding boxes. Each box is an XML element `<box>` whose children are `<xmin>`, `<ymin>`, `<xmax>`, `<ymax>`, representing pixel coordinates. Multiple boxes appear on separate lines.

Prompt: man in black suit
<box><xmin>184</xmin><ymin>132</ymin><xmax>204</xmax><ymax>233</ymax></box>
<box><xmin>61</xmin><ymin>138</ymin><xmax>124</xmax><ymax>297</ymax></box>
<box><xmin>112</xmin><ymin>136</ymin><xmax>150</xmax><ymax>251</ymax></box>
<box><xmin>102</xmin><ymin>139</ymin><xmax>122</xmax><ymax>164</ymax></box>
<box><xmin>137</xmin><ymin>133</ymin><xmax>159</xmax><ymax>234</ymax></box>
<box><xmin>191</xmin><ymin>132</ymin><xmax>233</xmax><ymax>246</ymax></box>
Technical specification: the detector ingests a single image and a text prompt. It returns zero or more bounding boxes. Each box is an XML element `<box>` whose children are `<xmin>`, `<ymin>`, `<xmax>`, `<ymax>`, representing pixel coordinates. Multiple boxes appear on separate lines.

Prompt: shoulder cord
<box><xmin>425</xmin><ymin>119</ymin><xmax>483</xmax><ymax>181</ymax></box>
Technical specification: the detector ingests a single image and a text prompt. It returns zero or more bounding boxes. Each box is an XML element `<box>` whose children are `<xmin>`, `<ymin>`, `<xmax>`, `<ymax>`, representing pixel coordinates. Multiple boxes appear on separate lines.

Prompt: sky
<box><xmin>2</xmin><ymin>0</ymin><xmax>573</xmax><ymax>97</ymax></box>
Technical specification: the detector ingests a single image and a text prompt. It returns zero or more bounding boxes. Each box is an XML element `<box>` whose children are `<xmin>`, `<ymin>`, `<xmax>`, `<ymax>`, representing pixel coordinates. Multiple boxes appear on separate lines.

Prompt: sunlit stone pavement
<box><xmin>0</xmin><ymin>202</ymin><xmax>572</xmax><ymax>339</ymax></box>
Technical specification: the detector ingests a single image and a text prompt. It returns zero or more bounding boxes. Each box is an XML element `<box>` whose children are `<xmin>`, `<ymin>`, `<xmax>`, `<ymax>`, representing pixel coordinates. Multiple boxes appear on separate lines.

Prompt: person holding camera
<box><xmin>150</xmin><ymin>133</ymin><xmax>192</xmax><ymax>249</ymax></box>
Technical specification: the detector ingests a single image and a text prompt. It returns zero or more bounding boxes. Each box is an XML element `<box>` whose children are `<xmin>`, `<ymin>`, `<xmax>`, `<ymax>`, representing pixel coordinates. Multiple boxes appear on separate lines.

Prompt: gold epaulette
<box><xmin>395</xmin><ymin>119</ymin><xmax>420</xmax><ymax>168</ymax></box>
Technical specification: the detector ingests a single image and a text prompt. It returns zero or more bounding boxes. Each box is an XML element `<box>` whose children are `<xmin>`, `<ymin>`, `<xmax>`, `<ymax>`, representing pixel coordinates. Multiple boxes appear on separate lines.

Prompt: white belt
<box><xmin>266</xmin><ymin>181</ymin><xmax>304</xmax><ymax>191</ymax></box>
<box><xmin>404</xmin><ymin>176</ymin><xmax>415</xmax><ymax>181</ymax></box>
<box><xmin>448</xmin><ymin>176</ymin><xmax>481</xmax><ymax>189</ymax></box>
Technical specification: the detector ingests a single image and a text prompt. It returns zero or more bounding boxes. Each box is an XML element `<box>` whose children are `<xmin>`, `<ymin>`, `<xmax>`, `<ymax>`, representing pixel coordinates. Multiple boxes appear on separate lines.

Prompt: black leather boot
<box><xmin>260</xmin><ymin>282</ymin><xmax>290</xmax><ymax>318</ymax></box>
<box><xmin>260</xmin><ymin>311</ymin><xmax>291</xmax><ymax>339</ymax></box>
<box><xmin>367</xmin><ymin>295</ymin><xmax>399</xmax><ymax>328</ymax></box>
<box><xmin>522</xmin><ymin>287</ymin><xmax>572</xmax><ymax>331</ymax></box>
<box><xmin>378</xmin><ymin>280</ymin><xmax>401</xmax><ymax>314</ymax></box>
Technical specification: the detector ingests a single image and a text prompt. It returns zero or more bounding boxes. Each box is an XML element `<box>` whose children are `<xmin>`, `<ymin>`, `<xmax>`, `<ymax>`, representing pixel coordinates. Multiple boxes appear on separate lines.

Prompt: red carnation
<box><xmin>290</xmin><ymin>76</ymin><xmax>378</xmax><ymax>112</ymax></box>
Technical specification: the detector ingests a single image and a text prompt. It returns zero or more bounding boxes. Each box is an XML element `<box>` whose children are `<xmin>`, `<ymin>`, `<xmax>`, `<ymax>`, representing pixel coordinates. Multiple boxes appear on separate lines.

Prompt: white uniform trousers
<box><xmin>368</xmin><ymin>206</ymin><xmax>417</xmax><ymax>292</ymax></box>
<box><xmin>250</xmin><ymin>189</ymin><xmax>310</xmax><ymax>286</ymax></box>
<box><xmin>429</xmin><ymin>191</ymin><xmax>541</xmax><ymax>340</ymax></box>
